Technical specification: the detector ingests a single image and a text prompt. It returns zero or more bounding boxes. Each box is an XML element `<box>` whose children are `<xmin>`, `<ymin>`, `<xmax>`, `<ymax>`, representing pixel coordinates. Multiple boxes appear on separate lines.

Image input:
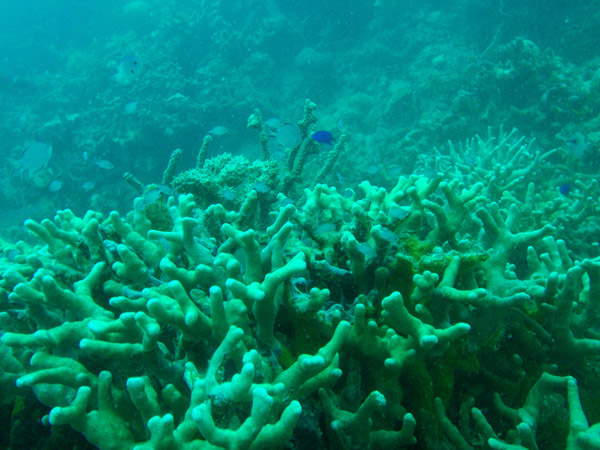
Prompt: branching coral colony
<box><xmin>2</xmin><ymin>101</ymin><xmax>600</xmax><ymax>449</ymax></box>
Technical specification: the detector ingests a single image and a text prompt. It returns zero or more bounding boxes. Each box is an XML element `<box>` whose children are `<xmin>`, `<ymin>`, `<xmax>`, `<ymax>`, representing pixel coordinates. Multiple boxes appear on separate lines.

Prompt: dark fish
<box><xmin>15</xmin><ymin>142</ymin><xmax>52</xmax><ymax>178</ymax></box>
<box><xmin>559</xmin><ymin>183</ymin><xmax>571</xmax><ymax>196</ymax></box>
<box><xmin>311</xmin><ymin>130</ymin><xmax>335</xmax><ymax>145</ymax></box>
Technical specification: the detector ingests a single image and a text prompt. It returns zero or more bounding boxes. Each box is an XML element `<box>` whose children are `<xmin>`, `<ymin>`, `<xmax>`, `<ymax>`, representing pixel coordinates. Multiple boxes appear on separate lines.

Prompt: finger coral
<box><xmin>2</xmin><ymin>129</ymin><xmax>600</xmax><ymax>449</ymax></box>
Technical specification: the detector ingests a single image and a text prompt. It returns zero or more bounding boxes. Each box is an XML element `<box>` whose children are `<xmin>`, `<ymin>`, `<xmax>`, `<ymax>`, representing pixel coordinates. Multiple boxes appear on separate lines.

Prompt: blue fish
<box><xmin>311</xmin><ymin>130</ymin><xmax>335</xmax><ymax>145</ymax></box>
<box><xmin>559</xmin><ymin>183</ymin><xmax>571</xmax><ymax>196</ymax></box>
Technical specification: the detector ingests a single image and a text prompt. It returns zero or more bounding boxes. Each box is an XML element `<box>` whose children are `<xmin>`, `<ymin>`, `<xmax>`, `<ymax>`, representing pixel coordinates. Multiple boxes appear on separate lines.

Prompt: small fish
<box><xmin>264</xmin><ymin>119</ymin><xmax>302</xmax><ymax>149</ymax></box>
<box><xmin>541</xmin><ymin>86</ymin><xmax>558</xmax><ymax>104</ymax></box>
<box><xmin>142</xmin><ymin>184</ymin><xmax>174</xmax><ymax>206</ymax></box>
<box><xmin>118</xmin><ymin>55</ymin><xmax>139</xmax><ymax>75</ymax></box>
<box><xmin>566</xmin><ymin>132</ymin><xmax>587</xmax><ymax>158</ymax></box>
<box><xmin>15</xmin><ymin>142</ymin><xmax>52</xmax><ymax>178</ymax></box>
<box><xmin>5</xmin><ymin>247</ymin><xmax>18</xmax><ymax>262</ymax></box>
<box><xmin>264</xmin><ymin>117</ymin><xmax>284</xmax><ymax>132</ymax></box>
<box><xmin>112</xmin><ymin>54</ymin><xmax>140</xmax><ymax>86</ymax></box>
<box><xmin>385</xmin><ymin>165</ymin><xmax>404</xmax><ymax>178</ymax></box>
<box><xmin>364</xmin><ymin>165</ymin><xmax>379</xmax><ymax>175</ymax></box>
<box><xmin>357</xmin><ymin>243</ymin><xmax>377</xmax><ymax>259</ymax></box>
<box><xmin>559</xmin><ymin>183</ymin><xmax>571</xmax><ymax>196</ymax></box>
<box><xmin>123</xmin><ymin>101</ymin><xmax>138</xmax><ymax>114</ymax></box>
<box><xmin>274</xmin><ymin>123</ymin><xmax>301</xmax><ymax>148</ymax></box>
<box><xmin>158</xmin><ymin>184</ymin><xmax>175</xmax><ymax>196</ymax></box>
<box><xmin>208</xmin><ymin>126</ymin><xmax>229</xmax><ymax>136</ymax></box>
<box><xmin>291</xmin><ymin>277</ymin><xmax>308</xmax><ymax>293</ymax></box>
<box><xmin>377</xmin><ymin>227</ymin><xmax>398</xmax><ymax>243</ymax></box>
<box><xmin>142</xmin><ymin>190</ymin><xmax>161</xmax><ymax>206</ymax></box>
<box><xmin>95</xmin><ymin>159</ymin><xmax>115</xmax><ymax>170</ymax></box>
<box><xmin>463</xmin><ymin>154</ymin><xmax>476</xmax><ymax>166</ymax></box>
<box><xmin>165</xmin><ymin>92</ymin><xmax>188</xmax><ymax>102</ymax></box>
<box><xmin>48</xmin><ymin>180</ymin><xmax>63</xmax><ymax>192</ymax></box>
<box><xmin>134</xmin><ymin>198</ymin><xmax>146</xmax><ymax>211</ymax></box>
<box><xmin>418</xmin><ymin>169</ymin><xmax>441</xmax><ymax>179</ymax></box>
<box><xmin>311</xmin><ymin>130</ymin><xmax>335</xmax><ymax>145</ymax></box>
<box><xmin>222</xmin><ymin>189</ymin><xmax>235</xmax><ymax>201</ymax></box>
<box><xmin>254</xmin><ymin>182</ymin><xmax>270</xmax><ymax>193</ymax></box>
<box><xmin>103</xmin><ymin>239</ymin><xmax>119</xmax><ymax>255</ymax></box>
<box><xmin>315</xmin><ymin>223</ymin><xmax>336</xmax><ymax>234</ymax></box>
<box><xmin>336</xmin><ymin>171</ymin><xmax>348</xmax><ymax>184</ymax></box>
<box><xmin>389</xmin><ymin>207</ymin><xmax>410</xmax><ymax>220</ymax></box>
<box><xmin>81</xmin><ymin>181</ymin><xmax>96</xmax><ymax>191</ymax></box>
<box><xmin>269</xmin><ymin>148</ymin><xmax>286</xmax><ymax>161</ymax></box>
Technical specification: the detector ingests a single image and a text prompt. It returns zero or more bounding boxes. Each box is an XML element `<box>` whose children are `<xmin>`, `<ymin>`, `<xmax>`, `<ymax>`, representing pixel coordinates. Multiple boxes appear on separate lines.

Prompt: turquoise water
<box><xmin>1</xmin><ymin>1</ymin><xmax>600</xmax><ymax>449</ymax></box>
<box><xmin>1</xmin><ymin>0</ymin><xmax>596</xmax><ymax>223</ymax></box>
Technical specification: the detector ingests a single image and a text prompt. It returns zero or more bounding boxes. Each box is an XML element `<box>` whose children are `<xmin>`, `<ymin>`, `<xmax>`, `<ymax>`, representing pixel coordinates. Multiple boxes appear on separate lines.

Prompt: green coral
<box><xmin>4</xmin><ymin>153</ymin><xmax>600</xmax><ymax>449</ymax></box>
<box><xmin>402</xmin><ymin>235</ymin><xmax>436</xmax><ymax>262</ymax></box>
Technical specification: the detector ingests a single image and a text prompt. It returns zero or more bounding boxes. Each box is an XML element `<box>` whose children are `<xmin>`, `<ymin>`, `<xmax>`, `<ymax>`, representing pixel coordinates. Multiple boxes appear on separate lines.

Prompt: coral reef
<box><xmin>2</xmin><ymin>126</ymin><xmax>600</xmax><ymax>448</ymax></box>
<box><xmin>171</xmin><ymin>152</ymin><xmax>279</xmax><ymax>209</ymax></box>
<box><xmin>2</xmin><ymin>2</ymin><xmax>600</xmax><ymax>448</ymax></box>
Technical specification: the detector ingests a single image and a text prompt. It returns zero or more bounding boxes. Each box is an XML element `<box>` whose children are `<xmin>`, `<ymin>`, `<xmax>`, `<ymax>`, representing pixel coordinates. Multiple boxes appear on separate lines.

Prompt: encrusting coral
<box><xmin>2</xmin><ymin>121</ymin><xmax>600</xmax><ymax>449</ymax></box>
